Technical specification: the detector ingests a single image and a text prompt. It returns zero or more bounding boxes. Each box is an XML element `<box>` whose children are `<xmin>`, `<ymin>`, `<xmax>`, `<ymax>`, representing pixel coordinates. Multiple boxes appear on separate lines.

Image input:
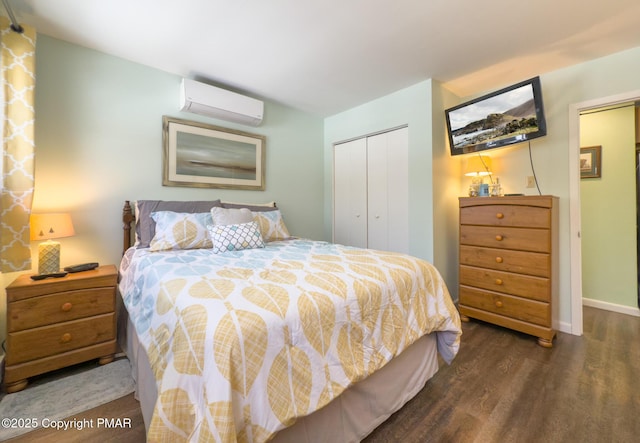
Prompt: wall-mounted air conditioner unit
<box><xmin>179</xmin><ymin>78</ymin><xmax>264</xmax><ymax>126</ymax></box>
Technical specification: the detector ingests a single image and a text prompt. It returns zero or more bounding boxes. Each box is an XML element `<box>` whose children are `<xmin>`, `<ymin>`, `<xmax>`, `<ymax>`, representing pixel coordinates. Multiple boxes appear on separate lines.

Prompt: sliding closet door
<box><xmin>333</xmin><ymin>138</ymin><xmax>368</xmax><ymax>248</ymax></box>
<box><xmin>367</xmin><ymin>127</ymin><xmax>409</xmax><ymax>253</ymax></box>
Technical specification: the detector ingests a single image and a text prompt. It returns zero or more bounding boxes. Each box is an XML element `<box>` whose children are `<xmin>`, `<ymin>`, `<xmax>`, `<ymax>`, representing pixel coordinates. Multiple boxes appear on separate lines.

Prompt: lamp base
<box><xmin>38</xmin><ymin>240</ymin><xmax>60</xmax><ymax>275</ymax></box>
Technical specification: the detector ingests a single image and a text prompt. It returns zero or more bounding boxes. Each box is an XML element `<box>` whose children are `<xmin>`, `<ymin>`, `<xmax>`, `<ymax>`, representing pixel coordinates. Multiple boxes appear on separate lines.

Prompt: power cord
<box><xmin>528</xmin><ymin>141</ymin><xmax>542</xmax><ymax>195</ymax></box>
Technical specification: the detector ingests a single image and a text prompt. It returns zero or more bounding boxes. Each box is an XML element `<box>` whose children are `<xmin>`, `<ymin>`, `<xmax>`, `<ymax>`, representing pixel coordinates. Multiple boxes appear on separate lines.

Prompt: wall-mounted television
<box><xmin>446</xmin><ymin>76</ymin><xmax>547</xmax><ymax>156</ymax></box>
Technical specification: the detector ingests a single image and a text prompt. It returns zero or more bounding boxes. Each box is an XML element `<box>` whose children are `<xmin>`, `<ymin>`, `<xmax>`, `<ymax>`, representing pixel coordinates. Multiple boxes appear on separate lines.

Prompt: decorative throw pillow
<box><xmin>149</xmin><ymin>211</ymin><xmax>212</xmax><ymax>251</ymax></box>
<box><xmin>135</xmin><ymin>200</ymin><xmax>222</xmax><ymax>248</ymax></box>
<box><xmin>208</xmin><ymin>221</ymin><xmax>265</xmax><ymax>254</ymax></box>
<box><xmin>211</xmin><ymin>206</ymin><xmax>254</xmax><ymax>226</ymax></box>
<box><xmin>251</xmin><ymin>209</ymin><xmax>291</xmax><ymax>242</ymax></box>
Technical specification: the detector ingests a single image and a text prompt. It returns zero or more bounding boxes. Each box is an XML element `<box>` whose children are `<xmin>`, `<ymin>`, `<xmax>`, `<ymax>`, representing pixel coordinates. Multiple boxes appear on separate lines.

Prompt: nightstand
<box><xmin>4</xmin><ymin>265</ymin><xmax>117</xmax><ymax>393</ymax></box>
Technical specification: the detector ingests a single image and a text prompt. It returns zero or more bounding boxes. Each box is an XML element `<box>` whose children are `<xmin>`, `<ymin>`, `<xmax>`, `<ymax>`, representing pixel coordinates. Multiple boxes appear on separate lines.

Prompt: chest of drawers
<box><xmin>4</xmin><ymin>265</ymin><xmax>118</xmax><ymax>392</ymax></box>
<box><xmin>458</xmin><ymin>196</ymin><xmax>558</xmax><ymax>347</ymax></box>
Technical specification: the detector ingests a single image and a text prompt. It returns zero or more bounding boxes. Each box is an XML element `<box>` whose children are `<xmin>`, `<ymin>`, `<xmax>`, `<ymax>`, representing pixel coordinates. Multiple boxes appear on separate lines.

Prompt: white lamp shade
<box><xmin>30</xmin><ymin>213</ymin><xmax>75</xmax><ymax>241</ymax></box>
<box><xmin>464</xmin><ymin>155</ymin><xmax>493</xmax><ymax>177</ymax></box>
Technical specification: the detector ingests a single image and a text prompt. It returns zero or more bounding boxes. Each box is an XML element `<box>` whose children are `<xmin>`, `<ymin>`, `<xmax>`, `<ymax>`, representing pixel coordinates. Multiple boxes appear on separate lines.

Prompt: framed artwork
<box><xmin>580</xmin><ymin>146</ymin><xmax>602</xmax><ymax>179</ymax></box>
<box><xmin>163</xmin><ymin>116</ymin><xmax>265</xmax><ymax>190</ymax></box>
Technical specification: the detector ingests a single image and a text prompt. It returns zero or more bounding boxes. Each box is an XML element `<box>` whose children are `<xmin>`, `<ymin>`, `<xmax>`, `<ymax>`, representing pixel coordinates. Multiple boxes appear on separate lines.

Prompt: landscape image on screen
<box><xmin>448</xmin><ymin>83</ymin><xmax>539</xmax><ymax>150</ymax></box>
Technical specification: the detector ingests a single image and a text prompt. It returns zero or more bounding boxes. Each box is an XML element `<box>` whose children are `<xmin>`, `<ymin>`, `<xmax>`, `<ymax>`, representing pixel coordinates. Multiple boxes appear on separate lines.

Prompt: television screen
<box><xmin>446</xmin><ymin>77</ymin><xmax>547</xmax><ymax>156</ymax></box>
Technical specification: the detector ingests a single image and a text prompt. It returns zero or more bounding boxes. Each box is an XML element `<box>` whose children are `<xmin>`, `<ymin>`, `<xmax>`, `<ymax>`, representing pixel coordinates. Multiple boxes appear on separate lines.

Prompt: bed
<box><xmin>118</xmin><ymin>200</ymin><xmax>461</xmax><ymax>442</ymax></box>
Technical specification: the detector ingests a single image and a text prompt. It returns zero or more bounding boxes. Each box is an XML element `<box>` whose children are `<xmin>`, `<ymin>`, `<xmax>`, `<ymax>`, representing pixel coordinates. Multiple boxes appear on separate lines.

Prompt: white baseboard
<box><xmin>582</xmin><ymin>298</ymin><xmax>640</xmax><ymax>317</ymax></box>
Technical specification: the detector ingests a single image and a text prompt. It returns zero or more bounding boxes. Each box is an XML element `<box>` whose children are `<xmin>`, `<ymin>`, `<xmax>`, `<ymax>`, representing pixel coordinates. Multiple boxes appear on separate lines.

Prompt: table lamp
<box><xmin>30</xmin><ymin>213</ymin><xmax>75</xmax><ymax>275</ymax></box>
<box><xmin>464</xmin><ymin>155</ymin><xmax>492</xmax><ymax>196</ymax></box>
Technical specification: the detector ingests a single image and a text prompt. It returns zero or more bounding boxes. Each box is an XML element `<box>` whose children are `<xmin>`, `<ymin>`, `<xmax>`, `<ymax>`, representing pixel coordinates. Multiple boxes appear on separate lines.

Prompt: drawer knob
<box><xmin>496</xmin><ymin>213</ymin><xmax>504</xmax><ymax>219</ymax></box>
<box><xmin>495</xmin><ymin>300</ymin><xmax>503</xmax><ymax>308</ymax></box>
<box><xmin>495</xmin><ymin>257</ymin><xmax>503</xmax><ymax>263</ymax></box>
<box><xmin>495</xmin><ymin>278</ymin><xmax>503</xmax><ymax>285</ymax></box>
<box><xmin>61</xmin><ymin>333</ymin><xmax>72</xmax><ymax>343</ymax></box>
<box><xmin>61</xmin><ymin>302</ymin><xmax>72</xmax><ymax>312</ymax></box>
<box><xmin>495</xmin><ymin>235</ymin><xmax>503</xmax><ymax>241</ymax></box>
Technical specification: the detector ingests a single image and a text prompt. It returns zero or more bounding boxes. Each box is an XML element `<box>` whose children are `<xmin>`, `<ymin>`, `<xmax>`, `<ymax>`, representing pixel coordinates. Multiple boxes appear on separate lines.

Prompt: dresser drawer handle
<box><xmin>495</xmin><ymin>300</ymin><xmax>503</xmax><ymax>308</ymax></box>
<box><xmin>61</xmin><ymin>333</ymin><xmax>72</xmax><ymax>343</ymax></box>
<box><xmin>495</xmin><ymin>257</ymin><xmax>503</xmax><ymax>263</ymax></box>
<box><xmin>495</xmin><ymin>235</ymin><xmax>503</xmax><ymax>241</ymax></box>
<box><xmin>496</xmin><ymin>213</ymin><xmax>504</xmax><ymax>219</ymax></box>
<box><xmin>61</xmin><ymin>302</ymin><xmax>73</xmax><ymax>312</ymax></box>
<box><xmin>495</xmin><ymin>278</ymin><xmax>503</xmax><ymax>285</ymax></box>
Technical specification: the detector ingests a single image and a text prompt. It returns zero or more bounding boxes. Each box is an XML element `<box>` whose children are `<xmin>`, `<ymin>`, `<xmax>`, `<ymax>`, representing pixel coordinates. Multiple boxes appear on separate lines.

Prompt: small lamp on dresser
<box><xmin>464</xmin><ymin>154</ymin><xmax>492</xmax><ymax>196</ymax></box>
<box><xmin>30</xmin><ymin>212</ymin><xmax>75</xmax><ymax>274</ymax></box>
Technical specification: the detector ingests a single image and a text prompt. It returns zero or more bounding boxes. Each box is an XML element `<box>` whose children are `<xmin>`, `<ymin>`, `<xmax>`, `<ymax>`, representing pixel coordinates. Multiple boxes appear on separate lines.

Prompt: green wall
<box><xmin>324</xmin><ymin>81</ymin><xmax>435</xmax><ymax>262</ymax></box>
<box><xmin>0</xmin><ymin>35</ymin><xmax>325</xmax><ymax>344</ymax></box>
<box><xmin>31</xmin><ymin>35</ymin><xmax>325</xmax><ymax>263</ymax></box>
<box><xmin>580</xmin><ymin>107</ymin><xmax>637</xmax><ymax>307</ymax></box>
<box><xmin>323</xmin><ymin>45</ymin><xmax>640</xmax><ymax>332</ymax></box>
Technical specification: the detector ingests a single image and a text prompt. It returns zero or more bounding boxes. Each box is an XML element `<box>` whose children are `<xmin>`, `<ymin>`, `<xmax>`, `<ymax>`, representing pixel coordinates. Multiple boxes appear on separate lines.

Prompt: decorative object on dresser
<box><xmin>458</xmin><ymin>195</ymin><xmax>558</xmax><ymax>347</ymax></box>
<box><xmin>29</xmin><ymin>213</ymin><xmax>75</xmax><ymax>275</ymax></box>
<box><xmin>4</xmin><ymin>265</ymin><xmax>118</xmax><ymax>393</ymax></box>
<box><xmin>464</xmin><ymin>154</ymin><xmax>493</xmax><ymax>197</ymax></box>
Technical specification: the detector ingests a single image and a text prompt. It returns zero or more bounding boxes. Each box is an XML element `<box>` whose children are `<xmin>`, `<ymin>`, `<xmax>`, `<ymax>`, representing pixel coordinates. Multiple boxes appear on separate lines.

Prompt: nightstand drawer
<box><xmin>460</xmin><ymin>245</ymin><xmax>550</xmax><ymax>278</ymax></box>
<box><xmin>459</xmin><ymin>286</ymin><xmax>550</xmax><ymax>326</ymax></box>
<box><xmin>460</xmin><ymin>225</ymin><xmax>550</xmax><ymax>252</ymax></box>
<box><xmin>8</xmin><ymin>287</ymin><xmax>115</xmax><ymax>332</ymax></box>
<box><xmin>459</xmin><ymin>265</ymin><xmax>550</xmax><ymax>302</ymax></box>
<box><xmin>460</xmin><ymin>205</ymin><xmax>550</xmax><ymax>228</ymax></box>
<box><xmin>6</xmin><ymin>313</ymin><xmax>115</xmax><ymax>365</ymax></box>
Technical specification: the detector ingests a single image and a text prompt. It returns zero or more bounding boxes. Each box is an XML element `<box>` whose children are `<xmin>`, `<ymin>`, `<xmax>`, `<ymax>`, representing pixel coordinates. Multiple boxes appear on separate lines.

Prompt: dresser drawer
<box><xmin>460</xmin><ymin>245</ymin><xmax>550</xmax><ymax>278</ymax></box>
<box><xmin>460</xmin><ymin>265</ymin><xmax>550</xmax><ymax>302</ymax></box>
<box><xmin>7</xmin><ymin>287</ymin><xmax>115</xmax><ymax>332</ymax></box>
<box><xmin>459</xmin><ymin>286</ymin><xmax>550</xmax><ymax>326</ymax></box>
<box><xmin>460</xmin><ymin>225</ymin><xmax>550</xmax><ymax>253</ymax></box>
<box><xmin>5</xmin><ymin>313</ymin><xmax>115</xmax><ymax>365</ymax></box>
<box><xmin>460</xmin><ymin>204</ymin><xmax>551</xmax><ymax>228</ymax></box>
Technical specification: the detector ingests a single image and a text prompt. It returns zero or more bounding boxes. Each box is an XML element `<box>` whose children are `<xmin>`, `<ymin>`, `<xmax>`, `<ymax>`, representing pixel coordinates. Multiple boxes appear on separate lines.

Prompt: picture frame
<box><xmin>580</xmin><ymin>146</ymin><xmax>602</xmax><ymax>179</ymax></box>
<box><xmin>163</xmin><ymin>116</ymin><xmax>265</xmax><ymax>190</ymax></box>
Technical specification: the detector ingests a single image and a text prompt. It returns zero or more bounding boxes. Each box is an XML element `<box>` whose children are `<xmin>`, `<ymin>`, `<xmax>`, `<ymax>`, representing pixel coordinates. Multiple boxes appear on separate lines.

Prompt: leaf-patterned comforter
<box><xmin>119</xmin><ymin>239</ymin><xmax>461</xmax><ymax>442</ymax></box>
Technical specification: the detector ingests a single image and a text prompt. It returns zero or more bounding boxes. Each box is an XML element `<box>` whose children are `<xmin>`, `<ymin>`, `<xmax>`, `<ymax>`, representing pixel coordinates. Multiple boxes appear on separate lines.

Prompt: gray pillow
<box><xmin>211</xmin><ymin>207</ymin><xmax>254</xmax><ymax>226</ymax></box>
<box><xmin>221</xmin><ymin>202</ymin><xmax>278</xmax><ymax>212</ymax></box>
<box><xmin>135</xmin><ymin>200</ymin><xmax>222</xmax><ymax>248</ymax></box>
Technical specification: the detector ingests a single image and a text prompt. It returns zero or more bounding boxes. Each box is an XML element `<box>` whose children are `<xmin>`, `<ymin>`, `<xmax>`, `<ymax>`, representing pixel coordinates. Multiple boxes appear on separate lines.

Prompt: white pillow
<box><xmin>211</xmin><ymin>206</ymin><xmax>254</xmax><ymax>226</ymax></box>
<box><xmin>208</xmin><ymin>221</ymin><xmax>265</xmax><ymax>254</ymax></box>
<box><xmin>149</xmin><ymin>211</ymin><xmax>212</xmax><ymax>251</ymax></box>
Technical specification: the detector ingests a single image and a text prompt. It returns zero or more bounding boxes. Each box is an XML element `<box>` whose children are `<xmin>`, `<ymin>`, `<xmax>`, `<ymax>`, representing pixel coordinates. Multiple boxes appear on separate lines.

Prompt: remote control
<box><xmin>64</xmin><ymin>262</ymin><xmax>99</xmax><ymax>273</ymax></box>
<box><xmin>30</xmin><ymin>272</ymin><xmax>68</xmax><ymax>280</ymax></box>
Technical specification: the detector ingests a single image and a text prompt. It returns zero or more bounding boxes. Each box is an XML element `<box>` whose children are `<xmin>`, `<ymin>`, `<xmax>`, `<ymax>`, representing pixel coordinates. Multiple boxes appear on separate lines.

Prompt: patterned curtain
<box><xmin>0</xmin><ymin>17</ymin><xmax>36</xmax><ymax>272</ymax></box>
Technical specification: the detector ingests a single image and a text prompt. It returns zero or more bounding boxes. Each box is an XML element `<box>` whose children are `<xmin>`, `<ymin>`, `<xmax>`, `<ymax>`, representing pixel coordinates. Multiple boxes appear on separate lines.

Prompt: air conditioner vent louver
<box><xmin>179</xmin><ymin>78</ymin><xmax>263</xmax><ymax>126</ymax></box>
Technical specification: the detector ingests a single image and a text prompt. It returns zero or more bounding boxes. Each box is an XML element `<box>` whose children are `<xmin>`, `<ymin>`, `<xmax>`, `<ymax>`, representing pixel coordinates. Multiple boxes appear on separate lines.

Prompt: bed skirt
<box><xmin>124</xmin><ymin>316</ymin><xmax>439</xmax><ymax>442</ymax></box>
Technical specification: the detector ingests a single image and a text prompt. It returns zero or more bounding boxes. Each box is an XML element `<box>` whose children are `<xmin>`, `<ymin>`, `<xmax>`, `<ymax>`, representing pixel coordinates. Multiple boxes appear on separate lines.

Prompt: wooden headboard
<box><xmin>122</xmin><ymin>200</ymin><xmax>135</xmax><ymax>255</ymax></box>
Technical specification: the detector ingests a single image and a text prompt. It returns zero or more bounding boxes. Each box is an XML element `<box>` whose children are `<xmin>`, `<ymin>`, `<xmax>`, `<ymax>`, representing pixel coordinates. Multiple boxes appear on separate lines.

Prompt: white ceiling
<box><xmin>8</xmin><ymin>0</ymin><xmax>640</xmax><ymax>116</ymax></box>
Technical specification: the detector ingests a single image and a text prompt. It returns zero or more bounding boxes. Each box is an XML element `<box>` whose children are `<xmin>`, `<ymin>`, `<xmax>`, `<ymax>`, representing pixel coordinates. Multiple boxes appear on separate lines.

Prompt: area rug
<box><xmin>0</xmin><ymin>357</ymin><xmax>135</xmax><ymax>441</ymax></box>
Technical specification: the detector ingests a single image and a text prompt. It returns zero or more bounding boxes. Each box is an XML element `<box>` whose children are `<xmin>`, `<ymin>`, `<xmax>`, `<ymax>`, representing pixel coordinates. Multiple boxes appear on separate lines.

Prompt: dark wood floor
<box><xmin>9</xmin><ymin>306</ymin><xmax>640</xmax><ymax>442</ymax></box>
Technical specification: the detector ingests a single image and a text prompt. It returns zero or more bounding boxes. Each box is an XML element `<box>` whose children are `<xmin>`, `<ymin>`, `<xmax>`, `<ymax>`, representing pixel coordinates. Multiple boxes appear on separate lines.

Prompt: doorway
<box><xmin>579</xmin><ymin>104</ymin><xmax>637</xmax><ymax>311</ymax></box>
<box><xmin>569</xmin><ymin>90</ymin><xmax>640</xmax><ymax>336</ymax></box>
